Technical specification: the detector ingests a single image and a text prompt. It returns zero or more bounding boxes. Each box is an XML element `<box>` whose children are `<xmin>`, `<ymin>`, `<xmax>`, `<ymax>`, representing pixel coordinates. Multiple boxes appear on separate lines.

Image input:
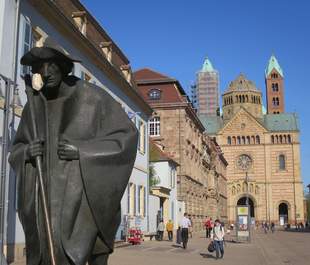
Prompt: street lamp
<box><xmin>237</xmin><ymin>154</ymin><xmax>252</xmax><ymax>242</ymax></box>
<box><xmin>245</xmin><ymin>171</ymin><xmax>251</xmax><ymax>242</ymax></box>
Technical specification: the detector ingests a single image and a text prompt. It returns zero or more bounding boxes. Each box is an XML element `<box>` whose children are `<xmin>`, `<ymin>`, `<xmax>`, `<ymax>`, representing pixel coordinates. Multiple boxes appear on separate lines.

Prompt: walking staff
<box><xmin>24</xmin><ymin>75</ymin><xmax>56</xmax><ymax>265</ymax></box>
<box><xmin>9</xmin><ymin>38</ymin><xmax>138</xmax><ymax>265</ymax></box>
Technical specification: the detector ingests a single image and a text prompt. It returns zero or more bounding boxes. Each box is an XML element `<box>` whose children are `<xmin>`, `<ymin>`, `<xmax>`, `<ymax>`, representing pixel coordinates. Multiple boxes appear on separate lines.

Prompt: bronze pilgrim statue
<box><xmin>9</xmin><ymin>39</ymin><xmax>138</xmax><ymax>265</ymax></box>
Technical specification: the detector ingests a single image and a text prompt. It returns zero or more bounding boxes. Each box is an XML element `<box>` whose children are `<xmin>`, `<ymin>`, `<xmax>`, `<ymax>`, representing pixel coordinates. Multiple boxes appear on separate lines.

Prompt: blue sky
<box><xmin>82</xmin><ymin>0</ymin><xmax>310</xmax><ymax>187</ymax></box>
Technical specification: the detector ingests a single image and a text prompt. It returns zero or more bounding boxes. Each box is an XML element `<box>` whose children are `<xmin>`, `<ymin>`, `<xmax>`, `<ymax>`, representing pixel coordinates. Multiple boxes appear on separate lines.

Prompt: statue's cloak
<box><xmin>9</xmin><ymin>76</ymin><xmax>138</xmax><ymax>265</ymax></box>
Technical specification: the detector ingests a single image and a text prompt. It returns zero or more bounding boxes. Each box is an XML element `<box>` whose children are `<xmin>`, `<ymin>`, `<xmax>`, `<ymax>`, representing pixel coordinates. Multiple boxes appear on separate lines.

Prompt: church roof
<box><xmin>263</xmin><ymin>113</ymin><xmax>299</xmax><ymax>131</ymax></box>
<box><xmin>199</xmin><ymin>115</ymin><xmax>223</xmax><ymax>135</ymax></box>
<box><xmin>200</xmin><ymin>113</ymin><xmax>299</xmax><ymax>134</ymax></box>
<box><xmin>201</xmin><ymin>57</ymin><xmax>215</xmax><ymax>72</ymax></box>
<box><xmin>133</xmin><ymin>68</ymin><xmax>170</xmax><ymax>81</ymax></box>
<box><xmin>265</xmin><ymin>55</ymin><xmax>284</xmax><ymax>78</ymax></box>
<box><xmin>226</xmin><ymin>73</ymin><xmax>259</xmax><ymax>92</ymax></box>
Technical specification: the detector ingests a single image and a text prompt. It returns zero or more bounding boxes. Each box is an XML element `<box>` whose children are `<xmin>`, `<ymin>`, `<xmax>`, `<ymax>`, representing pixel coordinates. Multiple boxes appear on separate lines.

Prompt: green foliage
<box><xmin>149</xmin><ymin>163</ymin><xmax>160</xmax><ymax>187</ymax></box>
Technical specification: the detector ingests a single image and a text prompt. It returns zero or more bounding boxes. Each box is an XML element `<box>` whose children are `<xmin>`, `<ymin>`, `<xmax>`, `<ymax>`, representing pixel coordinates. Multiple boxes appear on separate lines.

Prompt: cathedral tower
<box><xmin>194</xmin><ymin>57</ymin><xmax>219</xmax><ymax>117</ymax></box>
<box><xmin>265</xmin><ymin>55</ymin><xmax>285</xmax><ymax>114</ymax></box>
<box><xmin>222</xmin><ymin>74</ymin><xmax>262</xmax><ymax>123</ymax></box>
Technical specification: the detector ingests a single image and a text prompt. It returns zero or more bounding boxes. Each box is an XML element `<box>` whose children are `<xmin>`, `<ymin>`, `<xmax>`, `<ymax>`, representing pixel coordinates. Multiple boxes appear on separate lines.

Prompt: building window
<box><xmin>271</xmin><ymin>135</ymin><xmax>274</xmax><ymax>144</ymax></box>
<box><xmin>149</xmin><ymin>116</ymin><xmax>160</xmax><ymax>136</ymax></box>
<box><xmin>227</xmin><ymin>136</ymin><xmax>231</xmax><ymax>145</ymax></box>
<box><xmin>272</xmin><ymin>83</ymin><xmax>279</xmax><ymax>92</ymax></box>
<box><xmin>138</xmin><ymin>119</ymin><xmax>146</xmax><ymax>154</ymax></box>
<box><xmin>81</xmin><ymin>71</ymin><xmax>91</xmax><ymax>81</ymax></box>
<box><xmin>149</xmin><ymin>89</ymin><xmax>161</xmax><ymax>100</ymax></box>
<box><xmin>128</xmin><ymin>183</ymin><xmax>136</xmax><ymax>215</ymax></box>
<box><xmin>287</xmin><ymin>135</ymin><xmax>291</xmax><ymax>143</ymax></box>
<box><xmin>137</xmin><ymin>185</ymin><xmax>145</xmax><ymax>216</ymax></box>
<box><xmin>72</xmin><ymin>11</ymin><xmax>87</xmax><ymax>35</ymax></box>
<box><xmin>20</xmin><ymin>15</ymin><xmax>32</xmax><ymax>76</ymax></box>
<box><xmin>171</xmin><ymin>168</ymin><xmax>176</xmax><ymax>188</ymax></box>
<box><xmin>256</xmin><ymin>135</ymin><xmax>260</xmax><ymax>144</ymax></box>
<box><xmin>237</xmin><ymin>136</ymin><xmax>241</xmax><ymax>145</ymax></box>
<box><xmin>279</xmin><ymin>154</ymin><xmax>285</xmax><ymax>170</ymax></box>
<box><xmin>246</xmin><ymin>136</ymin><xmax>250</xmax><ymax>144</ymax></box>
<box><xmin>272</xmin><ymin>97</ymin><xmax>280</xmax><ymax>106</ymax></box>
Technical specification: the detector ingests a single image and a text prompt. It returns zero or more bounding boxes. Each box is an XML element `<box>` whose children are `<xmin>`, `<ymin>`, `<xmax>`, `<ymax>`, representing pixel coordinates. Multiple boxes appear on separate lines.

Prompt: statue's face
<box><xmin>32</xmin><ymin>61</ymin><xmax>62</xmax><ymax>88</ymax></box>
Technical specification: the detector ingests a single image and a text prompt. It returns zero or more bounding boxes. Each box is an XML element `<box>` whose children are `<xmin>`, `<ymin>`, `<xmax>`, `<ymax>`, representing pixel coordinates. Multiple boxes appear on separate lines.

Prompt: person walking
<box><xmin>209</xmin><ymin>217</ymin><xmax>214</xmax><ymax>238</ymax></box>
<box><xmin>205</xmin><ymin>217</ymin><xmax>212</xmax><ymax>238</ymax></box>
<box><xmin>204</xmin><ymin>216</ymin><xmax>209</xmax><ymax>238</ymax></box>
<box><xmin>264</xmin><ymin>221</ymin><xmax>268</xmax><ymax>234</ymax></box>
<box><xmin>157</xmin><ymin>220</ymin><xmax>165</xmax><ymax>241</ymax></box>
<box><xmin>271</xmin><ymin>222</ymin><xmax>275</xmax><ymax>233</ymax></box>
<box><xmin>166</xmin><ymin>220</ymin><xmax>174</xmax><ymax>241</ymax></box>
<box><xmin>176</xmin><ymin>226</ymin><xmax>182</xmax><ymax>245</ymax></box>
<box><xmin>211</xmin><ymin>219</ymin><xmax>225</xmax><ymax>259</ymax></box>
<box><xmin>181</xmin><ymin>213</ymin><xmax>191</xmax><ymax>249</ymax></box>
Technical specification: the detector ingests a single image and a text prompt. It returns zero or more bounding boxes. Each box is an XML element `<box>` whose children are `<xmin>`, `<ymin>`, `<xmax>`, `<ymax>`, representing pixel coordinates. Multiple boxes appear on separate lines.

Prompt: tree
<box><xmin>149</xmin><ymin>163</ymin><xmax>160</xmax><ymax>187</ymax></box>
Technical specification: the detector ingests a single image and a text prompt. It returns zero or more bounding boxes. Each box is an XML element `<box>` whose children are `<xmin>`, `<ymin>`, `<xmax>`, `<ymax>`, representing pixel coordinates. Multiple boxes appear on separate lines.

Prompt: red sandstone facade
<box><xmin>266</xmin><ymin>69</ymin><xmax>285</xmax><ymax>114</ymax></box>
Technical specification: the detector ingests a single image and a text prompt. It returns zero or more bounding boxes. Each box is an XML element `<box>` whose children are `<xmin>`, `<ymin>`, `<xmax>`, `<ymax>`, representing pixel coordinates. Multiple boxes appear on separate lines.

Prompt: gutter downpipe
<box><xmin>0</xmin><ymin>0</ymin><xmax>20</xmax><ymax>264</ymax></box>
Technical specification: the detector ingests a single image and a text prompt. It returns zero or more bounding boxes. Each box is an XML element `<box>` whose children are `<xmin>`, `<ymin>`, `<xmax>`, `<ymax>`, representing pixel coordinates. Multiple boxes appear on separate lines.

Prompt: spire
<box><xmin>201</xmin><ymin>57</ymin><xmax>214</xmax><ymax>72</ymax></box>
<box><xmin>265</xmin><ymin>54</ymin><xmax>284</xmax><ymax>78</ymax></box>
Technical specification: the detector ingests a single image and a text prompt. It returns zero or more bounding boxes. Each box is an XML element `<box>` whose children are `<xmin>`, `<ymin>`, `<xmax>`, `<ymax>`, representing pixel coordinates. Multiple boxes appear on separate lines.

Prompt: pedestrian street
<box><xmin>109</xmin><ymin>229</ymin><xmax>310</xmax><ymax>265</ymax></box>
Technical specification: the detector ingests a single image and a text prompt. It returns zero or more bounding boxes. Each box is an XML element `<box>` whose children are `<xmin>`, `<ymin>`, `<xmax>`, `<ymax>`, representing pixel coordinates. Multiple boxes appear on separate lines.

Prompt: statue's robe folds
<box><xmin>9</xmin><ymin>77</ymin><xmax>138</xmax><ymax>265</ymax></box>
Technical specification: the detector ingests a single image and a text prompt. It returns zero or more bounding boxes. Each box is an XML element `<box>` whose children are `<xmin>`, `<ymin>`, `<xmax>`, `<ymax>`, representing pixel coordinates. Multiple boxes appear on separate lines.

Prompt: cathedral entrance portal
<box><xmin>279</xmin><ymin>203</ymin><xmax>289</xmax><ymax>226</ymax></box>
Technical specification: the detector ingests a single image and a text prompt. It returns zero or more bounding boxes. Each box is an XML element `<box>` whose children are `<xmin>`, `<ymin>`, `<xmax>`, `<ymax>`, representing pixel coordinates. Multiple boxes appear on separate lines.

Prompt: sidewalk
<box><xmin>11</xmin><ymin>229</ymin><xmax>310</xmax><ymax>265</ymax></box>
<box><xmin>109</xmin><ymin>229</ymin><xmax>310</xmax><ymax>265</ymax></box>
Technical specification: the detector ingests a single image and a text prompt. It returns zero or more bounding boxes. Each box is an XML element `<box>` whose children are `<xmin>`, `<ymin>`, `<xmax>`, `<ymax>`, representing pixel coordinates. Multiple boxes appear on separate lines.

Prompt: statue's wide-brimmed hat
<box><xmin>20</xmin><ymin>37</ymin><xmax>81</xmax><ymax>66</ymax></box>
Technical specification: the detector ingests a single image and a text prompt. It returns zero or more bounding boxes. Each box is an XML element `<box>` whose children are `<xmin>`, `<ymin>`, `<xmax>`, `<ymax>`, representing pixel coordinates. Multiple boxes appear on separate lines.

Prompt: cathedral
<box><xmin>200</xmin><ymin>55</ymin><xmax>305</xmax><ymax>225</ymax></box>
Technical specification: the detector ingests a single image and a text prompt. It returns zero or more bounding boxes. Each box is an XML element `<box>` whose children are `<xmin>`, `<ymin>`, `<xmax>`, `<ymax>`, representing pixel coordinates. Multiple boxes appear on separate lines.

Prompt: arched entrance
<box><xmin>237</xmin><ymin>197</ymin><xmax>255</xmax><ymax>218</ymax></box>
<box><xmin>278</xmin><ymin>203</ymin><xmax>288</xmax><ymax>225</ymax></box>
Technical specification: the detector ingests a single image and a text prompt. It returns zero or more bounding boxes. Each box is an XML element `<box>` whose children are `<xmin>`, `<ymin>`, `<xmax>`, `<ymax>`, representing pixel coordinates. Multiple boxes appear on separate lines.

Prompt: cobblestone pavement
<box><xmin>109</xmin><ymin>230</ymin><xmax>310</xmax><ymax>265</ymax></box>
<box><xmin>11</xmin><ymin>229</ymin><xmax>310</xmax><ymax>265</ymax></box>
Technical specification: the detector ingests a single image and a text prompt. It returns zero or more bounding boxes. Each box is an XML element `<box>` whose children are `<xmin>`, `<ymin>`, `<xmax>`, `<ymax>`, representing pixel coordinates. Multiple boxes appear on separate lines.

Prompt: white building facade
<box><xmin>149</xmin><ymin>143</ymin><xmax>184</xmax><ymax>234</ymax></box>
<box><xmin>0</xmin><ymin>0</ymin><xmax>152</xmax><ymax>262</ymax></box>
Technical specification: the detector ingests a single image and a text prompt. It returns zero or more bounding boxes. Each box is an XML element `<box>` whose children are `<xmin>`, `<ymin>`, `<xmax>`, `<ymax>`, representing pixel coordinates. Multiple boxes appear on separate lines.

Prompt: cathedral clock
<box><xmin>237</xmin><ymin>154</ymin><xmax>252</xmax><ymax>170</ymax></box>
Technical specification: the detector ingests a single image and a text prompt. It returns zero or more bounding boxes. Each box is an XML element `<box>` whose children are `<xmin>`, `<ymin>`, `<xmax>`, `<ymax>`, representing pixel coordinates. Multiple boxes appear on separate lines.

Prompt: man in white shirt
<box><xmin>211</xmin><ymin>219</ymin><xmax>225</xmax><ymax>259</ymax></box>
<box><xmin>180</xmin><ymin>213</ymin><xmax>191</xmax><ymax>249</ymax></box>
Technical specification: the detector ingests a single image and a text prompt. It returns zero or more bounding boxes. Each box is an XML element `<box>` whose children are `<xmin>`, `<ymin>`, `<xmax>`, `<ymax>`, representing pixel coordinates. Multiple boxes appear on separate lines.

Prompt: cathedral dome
<box><xmin>227</xmin><ymin>73</ymin><xmax>259</xmax><ymax>92</ymax></box>
<box><xmin>222</xmin><ymin>74</ymin><xmax>263</xmax><ymax>122</ymax></box>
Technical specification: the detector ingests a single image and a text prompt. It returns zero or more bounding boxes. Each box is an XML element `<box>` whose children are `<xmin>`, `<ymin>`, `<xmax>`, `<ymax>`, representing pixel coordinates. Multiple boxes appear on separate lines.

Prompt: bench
<box><xmin>143</xmin><ymin>232</ymin><xmax>158</xmax><ymax>241</ymax></box>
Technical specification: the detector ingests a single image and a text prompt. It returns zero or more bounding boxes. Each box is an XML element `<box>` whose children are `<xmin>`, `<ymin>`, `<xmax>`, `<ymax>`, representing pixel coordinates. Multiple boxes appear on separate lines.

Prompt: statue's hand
<box><xmin>57</xmin><ymin>140</ymin><xmax>79</xmax><ymax>160</ymax></box>
<box><xmin>26</xmin><ymin>139</ymin><xmax>44</xmax><ymax>161</ymax></box>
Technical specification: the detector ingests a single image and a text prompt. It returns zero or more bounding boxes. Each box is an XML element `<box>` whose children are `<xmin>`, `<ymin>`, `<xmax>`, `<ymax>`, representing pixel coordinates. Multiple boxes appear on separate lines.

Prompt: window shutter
<box><xmin>127</xmin><ymin>184</ymin><xmax>130</xmax><ymax>214</ymax></box>
<box><xmin>20</xmin><ymin>15</ymin><xmax>32</xmax><ymax>76</ymax></box>
<box><xmin>140</xmin><ymin>121</ymin><xmax>145</xmax><ymax>153</ymax></box>
<box><xmin>137</xmin><ymin>185</ymin><xmax>140</xmax><ymax>215</ymax></box>
<box><xmin>136</xmin><ymin>118</ymin><xmax>140</xmax><ymax>150</ymax></box>
<box><xmin>144</xmin><ymin>186</ymin><xmax>147</xmax><ymax>217</ymax></box>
